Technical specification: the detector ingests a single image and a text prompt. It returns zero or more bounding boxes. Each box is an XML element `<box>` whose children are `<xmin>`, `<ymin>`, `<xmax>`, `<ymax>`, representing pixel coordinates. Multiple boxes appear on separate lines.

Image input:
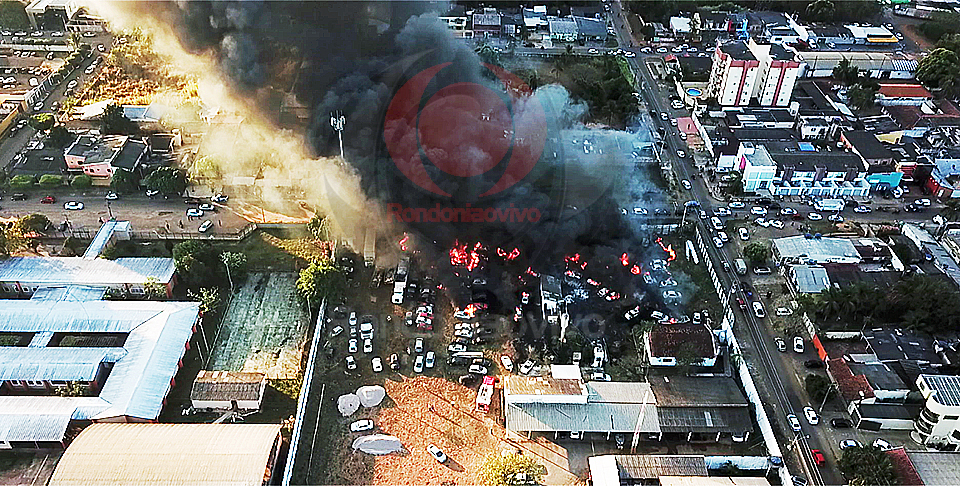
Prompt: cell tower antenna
<box><xmin>330</xmin><ymin>111</ymin><xmax>346</xmax><ymax>159</ymax></box>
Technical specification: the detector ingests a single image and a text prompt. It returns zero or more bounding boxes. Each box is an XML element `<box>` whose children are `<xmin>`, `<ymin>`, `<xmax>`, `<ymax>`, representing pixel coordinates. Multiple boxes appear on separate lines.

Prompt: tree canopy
<box><xmin>110</xmin><ymin>169</ymin><xmax>139</xmax><ymax>193</ymax></box>
<box><xmin>846</xmin><ymin>84</ymin><xmax>877</xmax><ymax>111</ymax></box>
<box><xmin>296</xmin><ymin>259</ymin><xmax>345</xmax><ymax>307</ymax></box>
<box><xmin>172</xmin><ymin>240</ymin><xmax>222</xmax><ymax>289</ymax></box>
<box><xmin>838</xmin><ymin>445</ymin><xmax>898</xmax><ymax>486</ymax></box>
<box><xmin>100</xmin><ymin>103</ymin><xmax>136</xmax><ymax>135</ymax></box>
<box><xmin>917</xmin><ymin>48</ymin><xmax>960</xmax><ymax>96</ymax></box>
<box><xmin>743</xmin><ymin>241</ymin><xmax>770</xmax><ymax>264</ymax></box>
<box><xmin>478</xmin><ymin>453</ymin><xmax>546</xmax><ymax>486</ymax></box>
<box><xmin>28</xmin><ymin>113</ymin><xmax>55</xmax><ymax>132</ymax></box>
<box><xmin>143</xmin><ymin>166</ymin><xmax>188</xmax><ymax>196</ymax></box>
<box><xmin>833</xmin><ymin>59</ymin><xmax>860</xmax><ymax>86</ymax></box>
<box><xmin>46</xmin><ymin>125</ymin><xmax>73</xmax><ymax>148</ymax></box>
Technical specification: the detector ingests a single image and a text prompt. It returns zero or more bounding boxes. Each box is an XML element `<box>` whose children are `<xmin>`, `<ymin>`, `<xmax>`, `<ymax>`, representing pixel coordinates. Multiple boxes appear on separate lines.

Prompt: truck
<box><xmin>734</xmin><ymin>258</ymin><xmax>747</xmax><ymax>276</ymax></box>
<box><xmin>476</xmin><ymin>376</ymin><xmax>495</xmax><ymax>413</ymax></box>
<box><xmin>814</xmin><ymin>198</ymin><xmax>845</xmax><ymax>212</ymax></box>
<box><xmin>363</xmin><ymin>228</ymin><xmax>376</xmax><ymax>266</ymax></box>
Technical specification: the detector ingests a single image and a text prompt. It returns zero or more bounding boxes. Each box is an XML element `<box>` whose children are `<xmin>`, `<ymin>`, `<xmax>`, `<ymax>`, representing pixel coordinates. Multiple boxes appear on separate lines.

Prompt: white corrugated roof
<box><xmin>0</xmin><ymin>301</ymin><xmax>199</xmax><ymax>442</ymax></box>
<box><xmin>0</xmin><ymin>257</ymin><xmax>175</xmax><ymax>286</ymax></box>
<box><xmin>505</xmin><ymin>402</ymin><xmax>661</xmax><ymax>433</ymax></box>
<box><xmin>0</xmin><ymin>347</ymin><xmax>125</xmax><ymax>381</ymax></box>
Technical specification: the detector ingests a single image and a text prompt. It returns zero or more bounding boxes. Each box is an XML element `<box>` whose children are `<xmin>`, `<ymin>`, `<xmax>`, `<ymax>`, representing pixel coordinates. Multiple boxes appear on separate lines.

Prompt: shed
<box><xmin>190</xmin><ymin>370</ymin><xmax>267</xmax><ymax>411</ymax></box>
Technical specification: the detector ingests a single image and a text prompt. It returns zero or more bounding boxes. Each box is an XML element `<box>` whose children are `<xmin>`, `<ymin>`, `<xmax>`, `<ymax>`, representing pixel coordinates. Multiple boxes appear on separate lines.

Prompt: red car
<box><xmin>812</xmin><ymin>449</ymin><xmax>825</xmax><ymax>466</ymax></box>
<box><xmin>40</xmin><ymin>195</ymin><xmax>56</xmax><ymax>204</ymax></box>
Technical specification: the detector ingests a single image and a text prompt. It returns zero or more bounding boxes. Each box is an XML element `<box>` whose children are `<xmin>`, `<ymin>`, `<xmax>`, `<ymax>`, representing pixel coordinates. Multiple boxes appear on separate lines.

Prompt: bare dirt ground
<box><xmin>0</xmin><ymin>451</ymin><xmax>60</xmax><ymax>486</ymax></box>
<box><xmin>208</xmin><ymin>272</ymin><xmax>308</xmax><ymax>379</ymax></box>
<box><xmin>332</xmin><ymin>376</ymin><xmax>581</xmax><ymax>486</ymax></box>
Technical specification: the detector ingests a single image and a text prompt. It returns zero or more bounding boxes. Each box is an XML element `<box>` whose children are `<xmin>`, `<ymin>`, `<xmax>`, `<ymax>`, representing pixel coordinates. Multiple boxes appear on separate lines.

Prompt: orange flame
<box><xmin>656</xmin><ymin>237</ymin><xmax>677</xmax><ymax>262</ymax></box>
<box><xmin>399</xmin><ymin>234</ymin><xmax>409</xmax><ymax>251</ymax></box>
<box><xmin>630</xmin><ymin>265</ymin><xmax>641</xmax><ymax>275</ymax></box>
<box><xmin>620</xmin><ymin>253</ymin><xmax>630</xmax><ymax>266</ymax></box>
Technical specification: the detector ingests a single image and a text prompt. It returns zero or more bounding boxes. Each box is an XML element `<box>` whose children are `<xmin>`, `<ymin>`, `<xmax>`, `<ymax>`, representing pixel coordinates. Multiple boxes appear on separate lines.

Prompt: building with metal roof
<box><xmin>649</xmin><ymin>375</ymin><xmax>754</xmax><ymax>440</ymax></box>
<box><xmin>548</xmin><ymin>17</ymin><xmax>578</xmax><ymax>42</ymax></box>
<box><xmin>0</xmin><ymin>256</ymin><xmax>175</xmax><ymax>298</ymax></box>
<box><xmin>190</xmin><ymin>371</ymin><xmax>267</xmax><ymax>412</ymax></box>
<box><xmin>904</xmin><ymin>450</ymin><xmax>960</xmax><ymax>485</ymax></box>
<box><xmin>48</xmin><ymin>423</ymin><xmax>282</xmax><ymax>486</ymax></box>
<box><xmin>0</xmin><ymin>300</ymin><xmax>199</xmax><ymax>449</ymax></box>
<box><xmin>588</xmin><ymin>454</ymin><xmax>708</xmax><ymax>486</ymax></box>
<box><xmin>772</xmin><ymin>235</ymin><xmax>862</xmax><ymax>264</ymax></box>
<box><xmin>645</xmin><ymin>323</ymin><xmax>719</xmax><ymax>367</ymax></box>
<box><xmin>787</xmin><ymin>264</ymin><xmax>830</xmax><ymax>294</ymax></box>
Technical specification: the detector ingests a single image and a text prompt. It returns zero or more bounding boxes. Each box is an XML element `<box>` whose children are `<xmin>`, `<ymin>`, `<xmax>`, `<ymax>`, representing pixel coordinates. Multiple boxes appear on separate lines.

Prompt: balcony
<box><xmin>919</xmin><ymin>407</ymin><xmax>941</xmax><ymax>425</ymax></box>
<box><xmin>915</xmin><ymin>418</ymin><xmax>935</xmax><ymax>435</ymax></box>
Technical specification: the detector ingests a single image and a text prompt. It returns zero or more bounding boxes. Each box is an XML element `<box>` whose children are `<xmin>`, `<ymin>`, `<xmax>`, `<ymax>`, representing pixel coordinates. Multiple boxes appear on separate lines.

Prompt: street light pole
<box><xmin>221</xmin><ymin>253</ymin><xmax>234</xmax><ymax>294</ymax></box>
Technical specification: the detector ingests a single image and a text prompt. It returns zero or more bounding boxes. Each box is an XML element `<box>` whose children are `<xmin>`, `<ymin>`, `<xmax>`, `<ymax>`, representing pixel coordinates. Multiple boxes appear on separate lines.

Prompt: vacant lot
<box><xmin>208</xmin><ymin>272</ymin><xmax>308</xmax><ymax>379</ymax></box>
<box><xmin>0</xmin><ymin>451</ymin><xmax>60</xmax><ymax>486</ymax></box>
<box><xmin>327</xmin><ymin>376</ymin><xmax>581</xmax><ymax>486</ymax></box>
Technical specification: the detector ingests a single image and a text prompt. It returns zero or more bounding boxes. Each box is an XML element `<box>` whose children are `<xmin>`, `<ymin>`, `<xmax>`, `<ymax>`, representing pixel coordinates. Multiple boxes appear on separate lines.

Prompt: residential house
<box><xmin>574</xmin><ymin>16</ymin><xmax>606</xmax><ymax>42</ymax></box>
<box><xmin>902</xmin><ymin>223</ymin><xmax>960</xmax><ymax>288</ymax></box>
<box><xmin>786</xmin><ymin>264</ymin><xmax>830</xmax><ymax>294</ymax></box>
<box><xmin>645</xmin><ymin>322</ymin><xmax>719</xmax><ymax>367</ymax></box>
<box><xmin>840</xmin><ymin>130</ymin><xmax>902</xmax><ymax>190</ymax></box>
<box><xmin>891</xmin><ymin>450</ymin><xmax>960</xmax><ymax>483</ymax></box>
<box><xmin>589</xmin><ymin>455</ymin><xmax>709</xmax><ymax>486</ymax></box>
<box><xmin>915</xmin><ymin>374</ymin><xmax>960</xmax><ymax>449</ymax></box>
<box><xmin>438</xmin><ymin>5</ymin><xmax>470</xmax><ymax>38</ymax></box>
<box><xmin>737</xmin><ymin>143</ymin><xmax>778</xmax><ymax>193</ymax></box>
<box><xmin>472</xmin><ymin>8</ymin><xmax>501</xmax><ymax>37</ymax></box>
<box><xmin>48</xmin><ymin>423</ymin><xmax>282</xmax><ymax>486</ymax></box>
<box><xmin>886</xmin><ymin>100</ymin><xmax>960</xmax><ymax>138</ymax></box>
<box><xmin>63</xmin><ymin>134</ymin><xmax>147</xmax><ymax>184</ymax></box>
<box><xmin>669</xmin><ymin>16</ymin><xmax>691</xmax><ymax>37</ymax></box>
<box><xmin>522</xmin><ymin>7</ymin><xmax>548</xmax><ymax>31</ymax></box>
<box><xmin>190</xmin><ymin>371</ymin><xmax>267</xmax><ymax>412</ymax></box>
<box><xmin>766</xmin><ymin>150</ymin><xmax>871</xmax><ymax>197</ymax></box>
<box><xmin>548</xmin><ymin>17</ymin><xmax>578</xmax><ymax>42</ymax></box>
<box><xmin>925</xmin><ymin>158</ymin><xmax>960</xmax><ymax>199</ymax></box>
<box><xmin>877</xmin><ymin>84</ymin><xmax>934</xmax><ymax>107</ymax></box>
<box><xmin>0</xmin><ymin>300</ymin><xmax>200</xmax><ymax>449</ymax></box>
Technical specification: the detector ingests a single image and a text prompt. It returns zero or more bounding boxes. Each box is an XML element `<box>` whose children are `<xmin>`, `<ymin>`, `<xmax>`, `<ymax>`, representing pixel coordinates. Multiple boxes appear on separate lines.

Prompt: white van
<box><xmin>711</xmin><ymin>216</ymin><xmax>724</xmax><ymax>231</ymax></box>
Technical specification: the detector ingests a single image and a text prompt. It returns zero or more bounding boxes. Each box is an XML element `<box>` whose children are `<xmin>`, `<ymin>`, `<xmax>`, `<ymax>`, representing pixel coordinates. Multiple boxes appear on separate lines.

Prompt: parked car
<box><xmin>40</xmin><ymin>195</ymin><xmax>56</xmax><ymax>204</ymax></box>
<box><xmin>186</xmin><ymin>208</ymin><xmax>203</xmax><ymax>217</ymax></box>
<box><xmin>414</xmin><ymin>338</ymin><xmax>424</xmax><ymax>353</ymax></box>
<box><xmin>425</xmin><ymin>351</ymin><xmax>435</xmax><ymax>368</ymax></box>
<box><xmin>752</xmin><ymin>301</ymin><xmax>765</xmax><ymax>318</ymax></box>
<box><xmin>427</xmin><ymin>444</ymin><xmax>448</xmax><ymax>463</ymax></box>
<box><xmin>793</xmin><ymin>336</ymin><xmax>804</xmax><ymax>353</ymax></box>
<box><xmin>811</xmin><ymin>449</ymin><xmax>825</xmax><ymax>466</ymax></box>
<box><xmin>500</xmin><ymin>355</ymin><xmax>514</xmax><ymax>372</ymax></box>
<box><xmin>681</xmin><ymin>179</ymin><xmax>691</xmax><ymax>190</ymax></box>
<box><xmin>519</xmin><ymin>360</ymin><xmax>535</xmax><ymax>375</ymax></box>
<box><xmin>775</xmin><ymin>337</ymin><xmax>786</xmax><ymax>352</ymax></box>
<box><xmin>751</xmin><ymin>206</ymin><xmax>767</xmax><ymax>216</ymax></box>
<box><xmin>390</xmin><ymin>353</ymin><xmax>399</xmax><ymax>371</ymax></box>
<box><xmin>330</xmin><ymin>326</ymin><xmax>343</xmax><ymax>337</ymax></box>
<box><xmin>63</xmin><ymin>201</ymin><xmax>83</xmax><ymax>210</ymax></box>
<box><xmin>362</xmin><ymin>338</ymin><xmax>372</xmax><ymax>353</ymax></box>
<box><xmin>803</xmin><ymin>406</ymin><xmax>819</xmax><ymax>425</ymax></box>
<box><xmin>831</xmin><ymin>418</ymin><xmax>853</xmax><ymax>428</ymax></box>
<box><xmin>776</xmin><ymin>307</ymin><xmax>793</xmax><ymax>316</ymax></box>
<box><xmin>211</xmin><ymin>193</ymin><xmax>229</xmax><ymax>203</ymax></box>
<box><xmin>372</xmin><ymin>356</ymin><xmax>383</xmax><ymax>372</ymax></box>
<box><xmin>872</xmin><ymin>438</ymin><xmax>891</xmax><ymax>450</ymax></box>
<box><xmin>11</xmin><ymin>193</ymin><xmax>28</xmax><ymax>201</ymax></box>
<box><xmin>198</xmin><ymin>220</ymin><xmax>213</xmax><ymax>232</ymax></box>
<box><xmin>807</xmin><ymin>212</ymin><xmax>822</xmax><ymax>221</ymax></box>
<box><xmin>350</xmin><ymin>419</ymin><xmax>374</xmax><ymax>432</ymax></box>
<box><xmin>469</xmin><ymin>364</ymin><xmax>488</xmax><ymax>375</ymax></box>
<box><xmin>348</xmin><ymin>338</ymin><xmax>358</xmax><ymax>353</ymax></box>
<box><xmin>839</xmin><ymin>439</ymin><xmax>862</xmax><ymax>449</ymax></box>
<box><xmin>345</xmin><ymin>355</ymin><xmax>356</xmax><ymax>370</ymax></box>
<box><xmin>753</xmin><ymin>266</ymin><xmax>772</xmax><ymax>275</ymax></box>
<box><xmin>738</xmin><ymin>227</ymin><xmax>749</xmax><ymax>241</ymax></box>
<box><xmin>414</xmin><ymin>355</ymin><xmax>425</xmax><ymax>373</ymax></box>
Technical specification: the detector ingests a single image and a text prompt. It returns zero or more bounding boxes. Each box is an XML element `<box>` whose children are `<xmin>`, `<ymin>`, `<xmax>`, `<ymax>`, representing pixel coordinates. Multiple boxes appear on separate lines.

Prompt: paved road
<box><xmin>607</xmin><ymin>2</ymin><xmax>835</xmax><ymax>484</ymax></box>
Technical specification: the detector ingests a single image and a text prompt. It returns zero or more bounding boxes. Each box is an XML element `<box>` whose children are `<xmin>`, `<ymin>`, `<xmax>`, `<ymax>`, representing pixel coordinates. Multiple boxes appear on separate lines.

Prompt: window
<box><xmin>130</xmin><ymin>287</ymin><xmax>145</xmax><ymax>295</ymax></box>
<box><xmin>25</xmin><ymin>380</ymin><xmax>45</xmax><ymax>388</ymax></box>
<box><xmin>945</xmin><ymin>416</ymin><xmax>960</xmax><ymax>421</ymax></box>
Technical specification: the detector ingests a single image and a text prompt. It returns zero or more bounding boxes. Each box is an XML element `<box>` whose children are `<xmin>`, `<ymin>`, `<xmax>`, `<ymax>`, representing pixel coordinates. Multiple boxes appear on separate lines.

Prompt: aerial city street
<box><xmin>1</xmin><ymin>1</ymin><xmax>960</xmax><ymax>485</ymax></box>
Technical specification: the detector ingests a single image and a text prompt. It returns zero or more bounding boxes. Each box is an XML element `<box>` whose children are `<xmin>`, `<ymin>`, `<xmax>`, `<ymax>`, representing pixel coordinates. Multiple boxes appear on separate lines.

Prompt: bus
<box><xmin>476</xmin><ymin>376</ymin><xmax>495</xmax><ymax>413</ymax></box>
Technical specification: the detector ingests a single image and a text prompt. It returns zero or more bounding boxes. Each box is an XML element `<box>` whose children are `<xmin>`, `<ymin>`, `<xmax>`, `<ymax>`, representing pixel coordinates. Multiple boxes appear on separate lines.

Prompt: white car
<box><xmin>873</xmin><ymin>438</ymin><xmax>891</xmax><ymax>450</ymax></box>
<box><xmin>186</xmin><ymin>208</ymin><xmax>203</xmax><ymax>217</ymax></box>
<box><xmin>349</xmin><ymin>312</ymin><xmax>357</xmax><ymax>326</ymax></box>
<box><xmin>350</xmin><ymin>419</ymin><xmax>374</xmax><ymax>432</ymax></box>
<box><xmin>63</xmin><ymin>201</ymin><xmax>84</xmax><ymax>210</ymax></box>
<box><xmin>348</xmin><ymin>338</ymin><xmax>358</xmax><ymax>353</ymax></box>
<box><xmin>729</xmin><ymin>202</ymin><xmax>746</xmax><ymax>209</ymax></box>
<box><xmin>650</xmin><ymin>311</ymin><xmax>667</xmax><ymax>321</ymax></box>
<box><xmin>839</xmin><ymin>439</ymin><xmax>862</xmax><ymax>449</ymax></box>
<box><xmin>713</xmin><ymin>236</ymin><xmax>724</xmax><ymax>248</ymax></box>
<box><xmin>780</xmin><ymin>207</ymin><xmax>798</xmax><ymax>215</ymax></box>
<box><xmin>803</xmin><ymin>406</ymin><xmax>819</xmax><ymax>425</ymax></box>
<box><xmin>656</xmin><ymin>47</ymin><xmax>668</xmax><ymax>53</ymax></box>
<box><xmin>624</xmin><ymin>306</ymin><xmax>642</xmax><ymax>320</ymax></box>
<box><xmin>738</xmin><ymin>228</ymin><xmax>749</xmax><ymax>241</ymax></box>
<box><xmin>345</xmin><ymin>355</ymin><xmax>356</xmax><ymax>370</ymax></box>
<box><xmin>372</xmin><ymin>357</ymin><xmax>383</xmax><ymax>372</ymax></box>
<box><xmin>592</xmin><ymin>372</ymin><xmax>612</xmax><ymax>381</ymax></box>
<box><xmin>776</xmin><ymin>307</ymin><xmax>793</xmax><ymax>316</ymax></box>
<box><xmin>718</xmin><ymin>231</ymin><xmax>729</xmax><ymax>243</ymax></box>
<box><xmin>414</xmin><ymin>355</ymin><xmax>425</xmax><ymax>373</ymax></box>
<box><xmin>199</xmin><ymin>220</ymin><xmax>213</xmax><ymax>233</ymax></box>
<box><xmin>681</xmin><ymin>179</ymin><xmax>691</xmax><ymax>190</ymax></box>
<box><xmin>641</xmin><ymin>47</ymin><xmax>652</xmax><ymax>53</ymax></box>
<box><xmin>917</xmin><ymin>198</ymin><xmax>931</xmax><ymax>206</ymax></box>
<box><xmin>794</xmin><ymin>336</ymin><xmax>805</xmax><ymax>353</ymax></box>
<box><xmin>715</xmin><ymin>207</ymin><xmax>731</xmax><ymax>216</ymax></box>
<box><xmin>769</xmin><ymin>220</ymin><xmax>785</xmax><ymax>229</ymax></box>
<box><xmin>676</xmin><ymin>150</ymin><xmax>686</xmax><ymax>158</ymax></box>
<box><xmin>787</xmin><ymin>413</ymin><xmax>801</xmax><ymax>432</ymax></box>
<box><xmin>807</xmin><ymin>212</ymin><xmax>822</xmax><ymax>221</ymax></box>
<box><xmin>427</xmin><ymin>444</ymin><xmax>448</xmax><ymax>463</ymax></box>
<box><xmin>500</xmin><ymin>355</ymin><xmax>514</xmax><ymax>372</ymax></box>
<box><xmin>519</xmin><ymin>360</ymin><xmax>535</xmax><ymax>375</ymax></box>
<box><xmin>853</xmin><ymin>206</ymin><xmax>871</xmax><ymax>213</ymax></box>
<box><xmin>750</xmin><ymin>206</ymin><xmax>767</xmax><ymax>216</ymax></box>
<box><xmin>828</xmin><ymin>214</ymin><xmax>844</xmax><ymax>222</ymax></box>
<box><xmin>775</xmin><ymin>337</ymin><xmax>786</xmax><ymax>352</ymax></box>
<box><xmin>415</xmin><ymin>337</ymin><xmax>424</xmax><ymax>353</ymax></box>
<box><xmin>447</xmin><ymin>343</ymin><xmax>467</xmax><ymax>353</ymax></box>
<box><xmin>105</xmin><ymin>192</ymin><xmax>118</xmax><ymax>200</ymax></box>
<box><xmin>662</xmin><ymin>290</ymin><xmax>681</xmax><ymax>299</ymax></box>
<box><xmin>752</xmin><ymin>301</ymin><xmax>765</xmax><ymax>318</ymax></box>
<box><xmin>425</xmin><ymin>351</ymin><xmax>435</xmax><ymax>368</ymax></box>
<box><xmin>469</xmin><ymin>364</ymin><xmax>488</xmax><ymax>375</ymax></box>
<box><xmin>66</xmin><ymin>80</ymin><xmax>78</xmax><ymax>89</ymax></box>
<box><xmin>362</xmin><ymin>338</ymin><xmax>372</xmax><ymax>353</ymax></box>
<box><xmin>330</xmin><ymin>326</ymin><xmax>343</xmax><ymax>337</ymax></box>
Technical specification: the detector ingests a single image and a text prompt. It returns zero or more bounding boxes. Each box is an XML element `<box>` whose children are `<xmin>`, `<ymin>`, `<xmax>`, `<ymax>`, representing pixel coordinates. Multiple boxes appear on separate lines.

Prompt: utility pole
<box><xmin>221</xmin><ymin>253</ymin><xmax>234</xmax><ymax>294</ymax></box>
<box><xmin>330</xmin><ymin>112</ymin><xmax>345</xmax><ymax>160</ymax></box>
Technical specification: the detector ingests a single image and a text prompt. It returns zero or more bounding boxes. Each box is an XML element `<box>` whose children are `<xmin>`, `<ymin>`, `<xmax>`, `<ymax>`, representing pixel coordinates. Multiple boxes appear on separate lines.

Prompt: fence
<box><xmin>65</xmin><ymin>222</ymin><xmax>259</xmax><ymax>242</ymax></box>
<box><xmin>282</xmin><ymin>298</ymin><xmax>326</xmax><ymax>486</ymax></box>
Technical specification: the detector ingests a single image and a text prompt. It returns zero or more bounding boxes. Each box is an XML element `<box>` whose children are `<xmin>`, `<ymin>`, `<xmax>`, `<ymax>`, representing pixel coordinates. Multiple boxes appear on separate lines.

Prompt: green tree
<box><xmin>296</xmin><ymin>259</ymin><xmax>345</xmax><ymax>307</ymax></box>
<box><xmin>187</xmin><ymin>287</ymin><xmax>221</xmax><ymax>316</ymax></box>
<box><xmin>220</xmin><ymin>251</ymin><xmax>247</xmax><ymax>280</ymax></box>
<box><xmin>479</xmin><ymin>453</ymin><xmax>545</xmax><ymax>486</ymax></box>
<box><xmin>743</xmin><ymin>241</ymin><xmax>770</xmax><ymax>264</ymax></box>
<box><xmin>143</xmin><ymin>166</ymin><xmax>187</xmax><ymax>196</ymax></box>
<box><xmin>917</xmin><ymin>48</ymin><xmax>960</xmax><ymax>95</ymax></box>
<box><xmin>28</xmin><ymin>113</ymin><xmax>55</xmax><ymax>131</ymax></box>
<box><xmin>832</xmin><ymin>59</ymin><xmax>860</xmax><ymax>86</ymax></box>
<box><xmin>143</xmin><ymin>276</ymin><xmax>167</xmax><ymax>299</ymax></box>
<box><xmin>846</xmin><ymin>84</ymin><xmax>877</xmax><ymax>111</ymax></box>
<box><xmin>8</xmin><ymin>174</ymin><xmax>34</xmax><ymax>190</ymax></box>
<box><xmin>100</xmin><ymin>103</ymin><xmax>136</xmax><ymax>135</ymax></box>
<box><xmin>805</xmin><ymin>374</ymin><xmax>833</xmax><ymax>403</ymax></box>
<box><xmin>838</xmin><ymin>445</ymin><xmax>898</xmax><ymax>486</ymax></box>
<box><xmin>110</xmin><ymin>169</ymin><xmax>139</xmax><ymax>193</ymax></box>
<box><xmin>307</xmin><ymin>215</ymin><xmax>328</xmax><ymax>240</ymax></box>
<box><xmin>805</xmin><ymin>0</ymin><xmax>836</xmax><ymax>21</ymax></box>
<box><xmin>15</xmin><ymin>214</ymin><xmax>50</xmax><ymax>234</ymax></box>
<box><xmin>172</xmin><ymin>240</ymin><xmax>220</xmax><ymax>288</ymax></box>
<box><xmin>71</xmin><ymin>174</ymin><xmax>92</xmax><ymax>189</ymax></box>
<box><xmin>46</xmin><ymin>125</ymin><xmax>72</xmax><ymax>148</ymax></box>
<box><xmin>55</xmin><ymin>381</ymin><xmax>88</xmax><ymax>397</ymax></box>
<box><xmin>38</xmin><ymin>174</ymin><xmax>62</xmax><ymax>187</ymax></box>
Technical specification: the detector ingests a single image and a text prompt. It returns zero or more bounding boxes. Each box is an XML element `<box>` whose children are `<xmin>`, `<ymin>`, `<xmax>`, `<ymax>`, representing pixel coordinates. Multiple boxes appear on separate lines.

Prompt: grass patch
<box><xmin>616</xmin><ymin>56</ymin><xmax>636</xmax><ymax>86</ymax></box>
<box><xmin>218</xmin><ymin>231</ymin><xmax>331</xmax><ymax>270</ymax></box>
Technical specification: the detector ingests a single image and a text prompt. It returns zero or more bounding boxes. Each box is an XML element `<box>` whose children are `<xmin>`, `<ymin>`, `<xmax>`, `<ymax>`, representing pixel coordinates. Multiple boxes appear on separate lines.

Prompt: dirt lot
<box><xmin>0</xmin><ymin>451</ymin><xmax>60</xmax><ymax>486</ymax></box>
<box><xmin>330</xmin><ymin>376</ymin><xmax>580</xmax><ymax>486</ymax></box>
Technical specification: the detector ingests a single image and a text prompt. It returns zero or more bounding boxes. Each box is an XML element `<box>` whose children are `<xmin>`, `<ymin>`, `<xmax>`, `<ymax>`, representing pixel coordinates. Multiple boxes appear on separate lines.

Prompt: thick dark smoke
<box><xmin>103</xmin><ymin>1</ymin><xmax>668</xmax><ymax>281</ymax></box>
